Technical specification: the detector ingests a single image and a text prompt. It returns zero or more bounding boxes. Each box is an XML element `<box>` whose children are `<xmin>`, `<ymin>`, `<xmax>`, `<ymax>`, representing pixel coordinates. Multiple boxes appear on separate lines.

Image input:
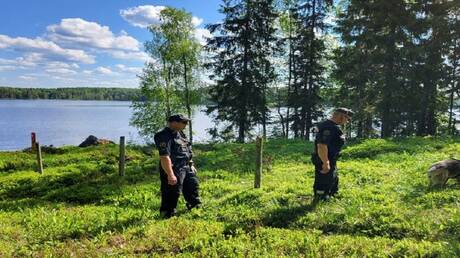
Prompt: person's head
<box><xmin>331</xmin><ymin>107</ymin><xmax>353</xmax><ymax>125</ymax></box>
<box><xmin>167</xmin><ymin>114</ymin><xmax>190</xmax><ymax>131</ymax></box>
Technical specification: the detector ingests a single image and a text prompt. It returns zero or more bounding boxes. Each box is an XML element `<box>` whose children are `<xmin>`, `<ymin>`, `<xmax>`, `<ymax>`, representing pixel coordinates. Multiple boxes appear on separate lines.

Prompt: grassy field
<box><xmin>0</xmin><ymin>137</ymin><xmax>459</xmax><ymax>257</ymax></box>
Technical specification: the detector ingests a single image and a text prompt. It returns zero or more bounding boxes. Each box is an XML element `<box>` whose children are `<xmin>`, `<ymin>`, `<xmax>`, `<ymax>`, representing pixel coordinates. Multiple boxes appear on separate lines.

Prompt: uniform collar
<box><xmin>165</xmin><ymin>126</ymin><xmax>179</xmax><ymax>136</ymax></box>
<box><xmin>328</xmin><ymin>119</ymin><xmax>339</xmax><ymax>126</ymax></box>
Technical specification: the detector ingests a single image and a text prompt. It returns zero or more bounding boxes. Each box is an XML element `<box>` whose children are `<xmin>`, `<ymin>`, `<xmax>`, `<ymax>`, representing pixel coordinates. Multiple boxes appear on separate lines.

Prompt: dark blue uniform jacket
<box><xmin>313</xmin><ymin>120</ymin><xmax>345</xmax><ymax>162</ymax></box>
<box><xmin>154</xmin><ymin>127</ymin><xmax>193</xmax><ymax>170</ymax></box>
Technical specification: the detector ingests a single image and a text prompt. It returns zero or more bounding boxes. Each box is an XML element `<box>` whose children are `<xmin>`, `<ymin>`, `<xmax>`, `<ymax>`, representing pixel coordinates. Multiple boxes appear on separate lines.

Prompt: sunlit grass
<box><xmin>0</xmin><ymin>137</ymin><xmax>459</xmax><ymax>256</ymax></box>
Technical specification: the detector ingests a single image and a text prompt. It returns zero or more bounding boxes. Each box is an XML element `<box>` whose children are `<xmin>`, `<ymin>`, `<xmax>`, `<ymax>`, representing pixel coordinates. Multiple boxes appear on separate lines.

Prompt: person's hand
<box><xmin>191</xmin><ymin>165</ymin><xmax>197</xmax><ymax>174</ymax></box>
<box><xmin>168</xmin><ymin>174</ymin><xmax>177</xmax><ymax>185</ymax></box>
<box><xmin>321</xmin><ymin>161</ymin><xmax>330</xmax><ymax>174</ymax></box>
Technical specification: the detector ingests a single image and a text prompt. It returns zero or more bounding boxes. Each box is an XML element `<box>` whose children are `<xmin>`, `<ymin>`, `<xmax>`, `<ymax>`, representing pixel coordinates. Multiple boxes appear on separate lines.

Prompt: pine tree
<box><xmin>289</xmin><ymin>0</ymin><xmax>332</xmax><ymax>139</ymax></box>
<box><xmin>206</xmin><ymin>0</ymin><xmax>278</xmax><ymax>142</ymax></box>
<box><xmin>445</xmin><ymin>1</ymin><xmax>460</xmax><ymax>135</ymax></box>
<box><xmin>409</xmin><ymin>0</ymin><xmax>450</xmax><ymax>136</ymax></box>
<box><xmin>278</xmin><ymin>0</ymin><xmax>300</xmax><ymax>138</ymax></box>
<box><xmin>334</xmin><ymin>0</ymin><xmax>414</xmax><ymax>138</ymax></box>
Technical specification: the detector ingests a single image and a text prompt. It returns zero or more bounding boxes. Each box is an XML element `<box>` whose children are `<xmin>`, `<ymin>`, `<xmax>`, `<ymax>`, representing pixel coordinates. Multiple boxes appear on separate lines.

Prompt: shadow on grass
<box><xmin>401</xmin><ymin>181</ymin><xmax>460</xmax><ymax>207</ymax></box>
<box><xmin>0</xmin><ymin>167</ymin><xmax>155</xmax><ymax>208</ymax></box>
<box><xmin>262</xmin><ymin>198</ymin><xmax>318</xmax><ymax>228</ymax></box>
<box><xmin>193</xmin><ymin>139</ymin><xmax>313</xmax><ymax>174</ymax></box>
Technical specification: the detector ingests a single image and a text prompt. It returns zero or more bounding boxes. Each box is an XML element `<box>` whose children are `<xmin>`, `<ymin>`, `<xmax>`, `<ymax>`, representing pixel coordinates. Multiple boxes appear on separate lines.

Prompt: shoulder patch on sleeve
<box><xmin>323</xmin><ymin>129</ymin><xmax>331</xmax><ymax>136</ymax></box>
<box><xmin>159</xmin><ymin>142</ymin><xmax>167</xmax><ymax>148</ymax></box>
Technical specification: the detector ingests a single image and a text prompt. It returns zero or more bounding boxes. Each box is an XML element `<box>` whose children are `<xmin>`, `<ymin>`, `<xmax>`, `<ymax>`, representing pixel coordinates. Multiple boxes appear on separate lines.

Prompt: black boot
<box><xmin>160</xmin><ymin>209</ymin><xmax>177</xmax><ymax>219</ymax></box>
<box><xmin>186</xmin><ymin>202</ymin><xmax>202</xmax><ymax>210</ymax></box>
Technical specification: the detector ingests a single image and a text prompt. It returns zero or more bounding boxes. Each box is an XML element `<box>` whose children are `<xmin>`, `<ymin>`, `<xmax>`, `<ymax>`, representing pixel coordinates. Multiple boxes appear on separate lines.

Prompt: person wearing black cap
<box><xmin>153</xmin><ymin>114</ymin><xmax>201</xmax><ymax>218</ymax></box>
<box><xmin>311</xmin><ymin>107</ymin><xmax>353</xmax><ymax>201</ymax></box>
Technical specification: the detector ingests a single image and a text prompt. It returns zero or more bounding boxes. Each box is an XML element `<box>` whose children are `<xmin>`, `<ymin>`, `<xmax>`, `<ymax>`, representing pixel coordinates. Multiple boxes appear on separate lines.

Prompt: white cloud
<box><xmin>120</xmin><ymin>5</ymin><xmax>166</xmax><ymax>28</ymax></box>
<box><xmin>45</xmin><ymin>68</ymin><xmax>78</xmax><ymax>75</ymax></box>
<box><xmin>95</xmin><ymin>66</ymin><xmax>113</xmax><ymax>75</ymax></box>
<box><xmin>192</xmin><ymin>17</ymin><xmax>204</xmax><ymax>27</ymax></box>
<box><xmin>108</xmin><ymin>50</ymin><xmax>151</xmax><ymax>62</ymax></box>
<box><xmin>0</xmin><ymin>65</ymin><xmax>16</xmax><ymax>71</ymax></box>
<box><xmin>15</xmin><ymin>53</ymin><xmax>44</xmax><ymax>66</ymax></box>
<box><xmin>0</xmin><ymin>17</ymin><xmax>146</xmax><ymax>87</ymax></box>
<box><xmin>19</xmin><ymin>75</ymin><xmax>35</xmax><ymax>80</ymax></box>
<box><xmin>115</xmin><ymin>64</ymin><xmax>143</xmax><ymax>74</ymax></box>
<box><xmin>121</xmin><ymin>5</ymin><xmax>204</xmax><ymax>29</ymax></box>
<box><xmin>0</xmin><ymin>58</ymin><xmax>16</xmax><ymax>65</ymax></box>
<box><xmin>47</xmin><ymin>18</ymin><xmax>140</xmax><ymax>51</ymax></box>
<box><xmin>195</xmin><ymin>28</ymin><xmax>212</xmax><ymax>45</ymax></box>
<box><xmin>0</xmin><ymin>55</ymin><xmax>82</xmax><ymax>74</ymax></box>
<box><xmin>45</xmin><ymin>61</ymin><xmax>80</xmax><ymax>70</ymax></box>
<box><xmin>121</xmin><ymin>5</ymin><xmax>211</xmax><ymax>46</ymax></box>
<box><xmin>0</xmin><ymin>34</ymin><xmax>95</xmax><ymax>64</ymax></box>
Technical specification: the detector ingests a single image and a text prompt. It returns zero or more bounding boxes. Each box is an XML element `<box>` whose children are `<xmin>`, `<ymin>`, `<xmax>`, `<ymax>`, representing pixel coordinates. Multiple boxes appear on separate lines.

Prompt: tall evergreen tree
<box><xmin>410</xmin><ymin>0</ymin><xmax>450</xmax><ymax>136</ymax></box>
<box><xmin>445</xmin><ymin>1</ymin><xmax>460</xmax><ymax>135</ymax></box>
<box><xmin>206</xmin><ymin>0</ymin><xmax>278</xmax><ymax>142</ymax></box>
<box><xmin>278</xmin><ymin>0</ymin><xmax>300</xmax><ymax>138</ymax></box>
<box><xmin>289</xmin><ymin>0</ymin><xmax>332</xmax><ymax>140</ymax></box>
<box><xmin>334</xmin><ymin>0</ymin><xmax>414</xmax><ymax>138</ymax></box>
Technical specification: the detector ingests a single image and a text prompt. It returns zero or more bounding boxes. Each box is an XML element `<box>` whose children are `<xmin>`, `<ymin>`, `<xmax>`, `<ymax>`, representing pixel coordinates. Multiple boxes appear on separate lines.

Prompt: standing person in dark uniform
<box><xmin>154</xmin><ymin>114</ymin><xmax>201</xmax><ymax>218</ymax></box>
<box><xmin>311</xmin><ymin>108</ymin><xmax>353</xmax><ymax>201</ymax></box>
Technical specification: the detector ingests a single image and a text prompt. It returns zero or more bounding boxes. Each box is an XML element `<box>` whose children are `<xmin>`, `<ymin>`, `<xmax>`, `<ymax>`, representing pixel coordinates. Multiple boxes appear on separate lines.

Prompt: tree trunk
<box><xmin>238</xmin><ymin>12</ymin><xmax>250</xmax><ymax>143</ymax></box>
<box><xmin>262</xmin><ymin>65</ymin><xmax>267</xmax><ymax>140</ymax></box>
<box><xmin>357</xmin><ymin>120</ymin><xmax>363</xmax><ymax>138</ymax></box>
<box><xmin>183</xmin><ymin>57</ymin><xmax>193</xmax><ymax>143</ymax></box>
<box><xmin>305</xmin><ymin>0</ymin><xmax>317</xmax><ymax>141</ymax></box>
<box><xmin>286</xmin><ymin>10</ymin><xmax>293</xmax><ymax>139</ymax></box>
<box><xmin>448</xmin><ymin>60</ymin><xmax>458</xmax><ymax>135</ymax></box>
<box><xmin>381</xmin><ymin>24</ymin><xmax>397</xmax><ymax>138</ymax></box>
<box><xmin>164</xmin><ymin>58</ymin><xmax>171</xmax><ymax>119</ymax></box>
<box><xmin>276</xmin><ymin>88</ymin><xmax>286</xmax><ymax>137</ymax></box>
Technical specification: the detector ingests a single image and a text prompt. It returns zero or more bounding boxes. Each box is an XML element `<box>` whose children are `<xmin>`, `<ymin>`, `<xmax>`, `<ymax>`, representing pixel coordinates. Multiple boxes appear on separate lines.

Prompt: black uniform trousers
<box><xmin>312</xmin><ymin>155</ymin><xmax>339</xmax><ymax>196</ymax></box>
<box><xmin>159</xmin><ymin>165</ymin><xmax>200</xmax><ymax>214</ymax></box>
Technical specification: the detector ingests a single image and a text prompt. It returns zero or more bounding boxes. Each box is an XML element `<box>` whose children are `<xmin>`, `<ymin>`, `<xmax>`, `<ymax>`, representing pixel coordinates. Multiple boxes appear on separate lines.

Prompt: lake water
<box><xmin>1</xmin><ymin>99</ymin><xmax>458</xmax><ymax>151</ymax></box>
<box><xmin>0</xmin><ymin>100</ymin><xmax>215</xmax><ymax>151</ymax></box>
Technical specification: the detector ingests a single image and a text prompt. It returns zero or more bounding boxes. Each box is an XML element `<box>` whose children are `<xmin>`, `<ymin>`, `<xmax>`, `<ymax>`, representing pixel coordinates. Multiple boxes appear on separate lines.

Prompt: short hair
<box><xmin>167</xmin><ymin>114</ymin><xmax>191</xmax><ymax>123</ymax></box>
<box><xmin>334</xmin><ymin>107</ymin><xmax>354</xmax><ymax>117</ymax></box>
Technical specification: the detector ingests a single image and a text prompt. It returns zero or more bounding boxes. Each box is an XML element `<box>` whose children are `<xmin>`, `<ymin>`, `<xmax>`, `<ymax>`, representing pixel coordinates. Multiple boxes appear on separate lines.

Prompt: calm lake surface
<box><xmin>1</xmin><ymin>99</ymin><xmax>458</xmax><ymax>151</ymax></box>
<box><xmin>0</xmin><ymin>100</ymin><xmax>214</xmax><ymax>151</ymax></box>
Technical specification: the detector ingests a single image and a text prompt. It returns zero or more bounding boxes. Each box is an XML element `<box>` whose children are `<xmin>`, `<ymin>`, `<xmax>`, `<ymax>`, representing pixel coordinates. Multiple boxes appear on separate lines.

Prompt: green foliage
<box><xmin>131</xmin><ymin>6</ymin><xmax>202</xmax><ymax>142</ymax></box>
<box><xmin>0</xmin><ymin>137</ymin><xmax>459</xmax><ymax>256</ymax></box>
<box><xmin>333</xmin><ymin>0</ymin><xmax>460</xmax><ymax>137</ymax></box>
<box><xmin>206</xmin><ymin>0</ymin><xmax>279</xmax><ymax>142</ymax></box>
<box><xmin>130</xmin><ymin>69</ymin><xmax>186</xmax><ymax>142</ymax></box>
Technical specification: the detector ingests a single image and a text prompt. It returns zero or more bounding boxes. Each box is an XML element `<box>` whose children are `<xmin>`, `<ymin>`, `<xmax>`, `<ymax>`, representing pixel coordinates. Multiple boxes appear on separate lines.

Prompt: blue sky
<box><xmin>0</xmin><ymin>0</ymin><xmax>222</xmax><ymax>88</ymax></box>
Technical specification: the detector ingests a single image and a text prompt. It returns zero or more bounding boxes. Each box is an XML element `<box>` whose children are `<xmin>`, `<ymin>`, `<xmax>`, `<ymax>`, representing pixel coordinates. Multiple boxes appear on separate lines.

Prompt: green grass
<box><xmin>0</xmin><ymin>137</ymin><xmax>459</xmax><ymax>257</ymax></box>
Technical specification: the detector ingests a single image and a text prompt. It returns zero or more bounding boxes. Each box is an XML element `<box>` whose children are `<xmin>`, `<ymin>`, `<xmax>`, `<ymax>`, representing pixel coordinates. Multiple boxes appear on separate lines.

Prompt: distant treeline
<box><xmin>0</xmin><ymin>86</ymin><xmax>217</xmax><ymax>103</ymax></box>
<box><xmin>0</xmin><ymin>87</ymin><xmax>140</xmax><ymax>101</ymax></box>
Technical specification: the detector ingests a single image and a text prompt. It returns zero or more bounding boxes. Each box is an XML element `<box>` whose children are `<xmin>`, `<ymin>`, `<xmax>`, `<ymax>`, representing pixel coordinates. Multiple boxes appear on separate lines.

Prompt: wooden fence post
<box><xmin>255</xmin><ymin>136</ymin><xmax>263</xmax><ymax>188</ymax></box>
<box><xmin>119</xmin><ymin>136</ymin><xmax>126</xmax><ymax>176</ymax></box>
<box><xmin>31</xmin><ymin>132</ymin><xmax>36</xmax><ymax>152</ymax></box>
<box><xmin>35</xmin><ymin>142</ymin><xmax>43</xmax><ymax>174</ymax></box>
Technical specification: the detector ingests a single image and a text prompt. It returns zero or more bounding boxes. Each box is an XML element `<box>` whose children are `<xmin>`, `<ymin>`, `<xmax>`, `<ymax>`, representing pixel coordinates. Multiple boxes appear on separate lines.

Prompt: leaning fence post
<box><xmin>35</xmin><ymin>142</ymin><xmax>43</xmax><ymax>174</ymax></box>
<box><xmin>31</xmin><ymin>132</ymin><xmax>36</xmax><ymax>152</ymax></box>
<box><xmin>119</xmin><ymin>136</ymin><xmax>126</xmax><ymax>176</ymax></box>
<box><xmin>254</xmin><ymin>136</ymin><xmax>263</xmax><ymax>188</ymax></box>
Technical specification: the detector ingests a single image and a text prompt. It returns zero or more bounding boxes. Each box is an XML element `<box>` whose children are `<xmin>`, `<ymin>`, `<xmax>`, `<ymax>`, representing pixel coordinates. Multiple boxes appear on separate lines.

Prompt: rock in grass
<box><xmin>79</xmin><ymin>135</ymin><xmax>114</xmax><ymax>147</ymax></box>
